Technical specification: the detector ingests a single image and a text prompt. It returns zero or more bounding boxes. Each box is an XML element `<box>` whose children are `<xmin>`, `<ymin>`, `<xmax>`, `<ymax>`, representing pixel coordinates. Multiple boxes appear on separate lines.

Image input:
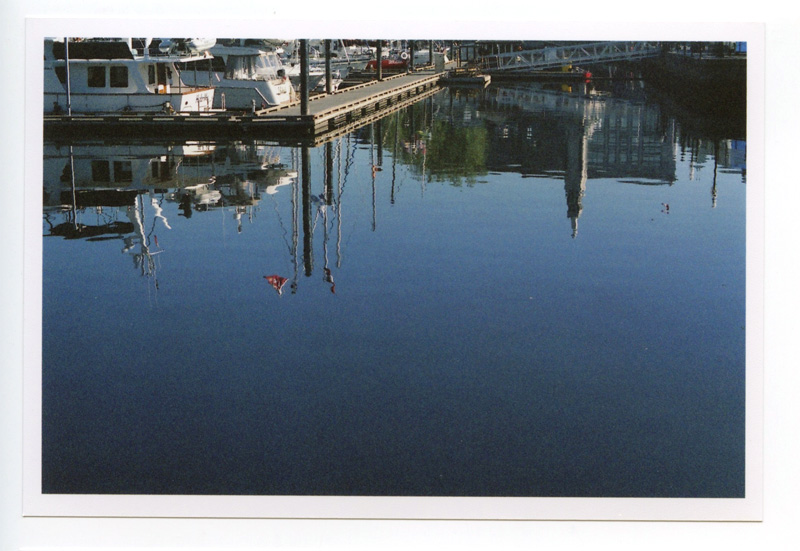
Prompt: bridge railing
<box><xmin>478</xmin><ymin>42</ymin><xmax>662</xmax><ymax>73</ymax></box>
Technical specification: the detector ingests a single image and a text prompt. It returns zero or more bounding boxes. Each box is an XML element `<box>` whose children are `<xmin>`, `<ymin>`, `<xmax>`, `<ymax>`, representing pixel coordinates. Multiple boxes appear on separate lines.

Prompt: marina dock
<box><xmin>44</xmin><ymin>69</ymin><xmax>444</xmax><ymax>143</ymax></box>
<box><xmin>43</xmin><ymin>39</ymin><xmax>746</xmax><ymax>144</ymax></box>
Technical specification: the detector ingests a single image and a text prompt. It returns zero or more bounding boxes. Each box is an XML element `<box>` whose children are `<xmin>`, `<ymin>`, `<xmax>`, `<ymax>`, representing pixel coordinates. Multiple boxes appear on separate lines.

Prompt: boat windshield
<box><xmin>255</xmin><ymin>53</ymin><xmax>281</xmax><ymax>75</ymax></box>
<box><xmin>224</xmin><ymin>53</ymin><xmax>280</xmax><ymax>80</ymax></box>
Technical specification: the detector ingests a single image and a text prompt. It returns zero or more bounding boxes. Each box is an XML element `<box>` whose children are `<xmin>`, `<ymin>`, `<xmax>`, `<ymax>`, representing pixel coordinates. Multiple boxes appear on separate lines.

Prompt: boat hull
<box><xmin>182</xmin><ymin>72</ymin><xmax>294</xmax><ymax>109</ymax></box>
<box><xmin>44</xmin><ymin>87</ymin><xmax>215</xmax><ymax>114</ymax></box>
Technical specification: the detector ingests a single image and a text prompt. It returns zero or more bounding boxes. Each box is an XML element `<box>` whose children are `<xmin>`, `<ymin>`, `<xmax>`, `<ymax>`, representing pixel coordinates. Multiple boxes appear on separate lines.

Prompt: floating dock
<box><xmin>439</xmin><ymin>67</ymin><xmax>491</xmax><ymax>88</ymax></box>
<box><xmin>44</xmin><ymin>70</ymin><xmax>444</xmax><ymax>143</ymax></box>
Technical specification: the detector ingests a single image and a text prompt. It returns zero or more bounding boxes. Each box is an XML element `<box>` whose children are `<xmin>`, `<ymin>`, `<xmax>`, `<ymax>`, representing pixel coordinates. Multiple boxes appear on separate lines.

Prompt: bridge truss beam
<box><xmin>479</xmin><ymin>42</ymin><xmax>662</xmax><ymax>73</ymax></box>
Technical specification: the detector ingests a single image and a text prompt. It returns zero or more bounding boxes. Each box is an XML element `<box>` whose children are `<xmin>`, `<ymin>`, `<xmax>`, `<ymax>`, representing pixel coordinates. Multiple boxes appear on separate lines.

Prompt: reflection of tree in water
<box><xmin>418</xmin><ymin>121</ymin><xmax>488</xmax><ymax>185</ymax></box>
<box><xmin>369</xmin><ymin>100</ymin><xmax>489</xmax><ymax>186</ymax></box>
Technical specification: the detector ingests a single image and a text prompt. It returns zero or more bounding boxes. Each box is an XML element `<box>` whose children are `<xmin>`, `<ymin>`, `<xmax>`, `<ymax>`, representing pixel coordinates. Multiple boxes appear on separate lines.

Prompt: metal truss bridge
<box><xmin>477</xmin><ymin>42</ymin><xmax>662</xmax><ymax>74</ymax></box>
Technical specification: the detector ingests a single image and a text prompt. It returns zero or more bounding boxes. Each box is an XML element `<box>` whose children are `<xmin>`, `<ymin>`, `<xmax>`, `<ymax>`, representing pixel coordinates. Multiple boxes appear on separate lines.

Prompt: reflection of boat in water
<box><xmin>43</xmin><ymin>142</ymin><xmax>217</xmax><ymax>208</ymax></box>
<box><xmin>43</xmin><ymin>141</ymin><xmax>299</xmax><ymax>224</ymax></box>
<box><xmin>44</xmin><ymin>38</ymin><xmax>216</xmax><ymax>114</ymax></box>
<box><xmin>44</xmin><ymin>189</ymin><xmax>168</xmax><ymax>287</ymax></box>
<box><xmin>179</xmin><ymin>39</ymin><xmax>295</xmax><ymax>109</ymax></box>
<box><xmin>264</xmin><ymin>171</ymin><xmax>297</xmax><ymax>194</ymax></box>
<box><xmin>265</xmin><ymin>274</ymin><xmax>288</xmax><ymax>295</ymax></box>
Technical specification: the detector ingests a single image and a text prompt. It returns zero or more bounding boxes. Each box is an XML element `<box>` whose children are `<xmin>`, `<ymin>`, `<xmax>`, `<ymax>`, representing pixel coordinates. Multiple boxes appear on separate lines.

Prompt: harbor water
<box><xmin>41</xmin><ymin>79</ymin><xmax>746</xmax><ymax>497</ymax></box>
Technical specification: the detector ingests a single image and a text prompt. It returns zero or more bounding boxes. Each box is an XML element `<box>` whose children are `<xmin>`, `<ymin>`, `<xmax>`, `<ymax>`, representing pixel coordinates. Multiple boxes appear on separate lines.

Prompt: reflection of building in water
<box><xmin>565</xmin><ymin>121</ymin><xmax>588</xmax><ymax>238</ymax></box>
<box><xmin>436</xmin><ymin>83</ymin><xmax>689</xmax><ymax>236</ymax></box>
<box><xmin>476</xmin><ymin>84</ymin><xmax>678</xmax><ymax>184</ymax></box>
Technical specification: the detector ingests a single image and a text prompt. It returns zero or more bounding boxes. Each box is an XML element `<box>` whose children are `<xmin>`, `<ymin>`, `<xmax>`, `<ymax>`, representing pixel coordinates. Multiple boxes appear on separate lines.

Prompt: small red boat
<box><xmin>365</xmin><ymin>57</ymin><xmax>408</xmax><ymax>71</ymax></box>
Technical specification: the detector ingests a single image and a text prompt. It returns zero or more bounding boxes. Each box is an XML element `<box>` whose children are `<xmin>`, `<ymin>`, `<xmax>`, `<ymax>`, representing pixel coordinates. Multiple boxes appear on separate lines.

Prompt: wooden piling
<box><xmin>300</xmin><ymin>39</ymin><xmax>309</xmax><ymax>116</ymax></box>
<box><xmin>324</xmin><ymin>39</ymin><xmax>333</xmax><ymax>95</ymax></box>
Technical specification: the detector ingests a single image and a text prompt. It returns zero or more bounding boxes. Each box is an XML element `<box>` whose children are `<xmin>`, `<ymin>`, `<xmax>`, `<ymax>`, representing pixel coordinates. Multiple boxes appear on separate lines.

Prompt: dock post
<box><xmin>376</xmin><ymin>40</ymin><xmax>383</xmax><ymax>81</ymax></box>
<box><xmin>408</xmin><ymin>40</ymin><xmax>415</xmax><ymax>73</ymax></box>
<box><xmin>324</xmin><ymin>39</ymin><xmax>333</xmax><ymax>94</ymax></box>
<box><xmin>300</xmin><ymin>39</ymin><xmax>309</xmax><ymax>116</ymax></box>
<box><xmin>429</xmin><ymin>40</ymin><xmax>433</xmax><ymax>66</ymax></box>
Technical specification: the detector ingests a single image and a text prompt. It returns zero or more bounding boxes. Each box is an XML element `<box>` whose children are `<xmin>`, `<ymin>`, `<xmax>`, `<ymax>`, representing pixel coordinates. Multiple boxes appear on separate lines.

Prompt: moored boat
<box><xmin>365</xmin><ymin>56</ymin><xmax>408</xmax><ymax>72</ymax></box>
<box><xmin>179</xmin><ymin>39</ymin><xmax>295</xmax><ymax>110</ymax></box>
<box><xmin>44</xmin><ymin>38</ymin><xmax>216</xmax><ymax>114</ymax></box>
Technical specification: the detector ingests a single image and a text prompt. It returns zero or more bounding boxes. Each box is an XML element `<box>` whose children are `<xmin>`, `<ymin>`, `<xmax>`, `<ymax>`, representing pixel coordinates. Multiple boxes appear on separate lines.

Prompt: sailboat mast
<box><xmin>64</xmin><ymin>37</ymin><xmax>72</xmax><ymax>116</ymax></box>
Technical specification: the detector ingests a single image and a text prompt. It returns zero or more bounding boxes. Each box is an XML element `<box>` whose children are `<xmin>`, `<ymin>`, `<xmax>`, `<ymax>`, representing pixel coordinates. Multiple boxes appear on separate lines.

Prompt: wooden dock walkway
<box><xmin>43</xmin><ymin>70</ymin><xmax>444</xmax><ymax>144</ymax></box>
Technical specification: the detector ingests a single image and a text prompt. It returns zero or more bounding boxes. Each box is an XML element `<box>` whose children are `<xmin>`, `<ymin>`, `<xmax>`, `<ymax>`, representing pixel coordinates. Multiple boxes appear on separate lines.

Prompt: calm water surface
<box><xmin>42</xmin><ymin>80</ymin><xmax>746</xmax><ymax>497</ymax></box>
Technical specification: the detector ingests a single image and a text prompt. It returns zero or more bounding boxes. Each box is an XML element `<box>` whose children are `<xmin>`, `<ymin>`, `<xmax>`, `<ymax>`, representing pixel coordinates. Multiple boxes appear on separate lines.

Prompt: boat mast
<box><xmin>64</xmin><ymin>37</ymin><xmax>72</xmax><ymax>116</ymax></box>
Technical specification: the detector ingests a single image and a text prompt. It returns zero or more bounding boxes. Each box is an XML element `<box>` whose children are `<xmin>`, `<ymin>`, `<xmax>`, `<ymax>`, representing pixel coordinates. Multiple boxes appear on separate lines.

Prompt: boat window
<box><xmin>54</xmin><ymin>66</ymin><xmax>66</xmax><ymax>85</ymax></box>
<box><xmin>252</xmin><ymin>54</ymin><xmax>278</xmax><ymax>79</ymax></box>
<box><xmin>260</xmin><ymin>54</ymin><xmax>277</xmax><ymax>70</ymax></box>
<box><xmin>151</xmin><ymin>158</ymin><xmax>175</xmax><ymax>181</ymax></box>
<box><xmin>110</xmin><ymin>66</ymin><xmax>128</xmax><ymax>88</ymax></box>
<box><xmin>87</xmin><ymin>66</ymin><xmax>106</xmax><ymax>88</ymax></box>
<box><xmin>148</xmin><ymin>65</ymin><xmax>156</xmax><ymax>85</ymax></box>
<box><xmin>113</xmin><ymin>161</ymin><xmax>133</xmax><ymax>183</ymax></box>
<box><xmin>225</xmin><ymin>55</ymin><xmax>258</xmax><ymax>80</ymax></box>
<box><xmin>211</xmin><ymin>56</ymin><xmax>226</xmax><ymax>72</ymax></box>
<box><xmin>91</xmin><ymin>161</ymin><xmax>111</xmax><ymax>182</ymax></box>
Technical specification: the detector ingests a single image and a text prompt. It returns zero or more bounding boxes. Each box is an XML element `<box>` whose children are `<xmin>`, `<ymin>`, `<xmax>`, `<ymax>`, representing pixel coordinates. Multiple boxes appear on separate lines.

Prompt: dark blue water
<box><xmin>41</xmin><ymin>81</ymin><xmax>746</xmax><ymax>497</ymax></box>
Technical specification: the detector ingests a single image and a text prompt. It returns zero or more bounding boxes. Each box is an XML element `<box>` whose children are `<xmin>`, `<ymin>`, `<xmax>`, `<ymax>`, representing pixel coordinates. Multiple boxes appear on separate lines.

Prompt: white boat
<box><xmin>179</xmin><ymin>39</ymin><xmax>295</xmax><ymax>110</ymax></box>
<box><xmin>44</xmin><ymin>38</ymin><xmax>216</xmax><ymax>114</ymax></box>
<box><xmin>283</xmin><ymin>61</ymin><xmax>327</xmax><ymax>92</ymax></box>
<box><xmin>282</xmin><ymin>40</ymin><xmax>365</xmax><ymax>92</ymax></box>
<box><xmin>310</xmin><ymin>40</ymin><xmax>373</xmax><ymax>76</ymax></box>
<box><xmin>288</xmin><ymin>65</ymin><xmax>343</xmax><ymax>93</ymax></box>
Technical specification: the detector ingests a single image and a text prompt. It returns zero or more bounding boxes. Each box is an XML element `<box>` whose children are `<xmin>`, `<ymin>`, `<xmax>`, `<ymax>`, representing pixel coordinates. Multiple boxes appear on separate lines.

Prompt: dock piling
<box><xmin>376</xmin><ymin>40</ymin><xmax>383</xmax><ymax>81</ymax></box>
<box><xmin>324</xmin><ymin>39</ymin><xmax>333</xmax><ymax>95</ymax></box>
<box><xmin>300</xmin><ymin>39</ymin><xmax>309</xmax><ymax>116</ymax></box>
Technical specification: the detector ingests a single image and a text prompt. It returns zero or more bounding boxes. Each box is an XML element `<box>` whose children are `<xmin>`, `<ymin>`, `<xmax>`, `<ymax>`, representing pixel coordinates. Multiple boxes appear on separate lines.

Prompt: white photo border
<box><xmin>22</xmin><ymin>16</ymin><xmax>765</xmax><ymax>522</ymax></box>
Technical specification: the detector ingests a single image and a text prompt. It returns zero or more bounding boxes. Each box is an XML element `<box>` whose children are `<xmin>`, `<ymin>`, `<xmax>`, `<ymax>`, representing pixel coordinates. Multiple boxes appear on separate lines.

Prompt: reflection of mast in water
<box><xmin>301</xmin><ymin>145</ymin><xmax>313</xmax><ymax>276</ymax></box>
<box><xmin>712</xmin><ymin>140</ymin><xmax>719</xmax><ymax>208</ymax></box>
<box><xmin>565</xmin><ymin>120</ymin><xmax>588</xmax><ymax>238</ymax></box>
<box><xmin>322</xmin><ymin>140</ymin><xmax>336</xmax><ymax>293</ymax></box>
<box><xmin>290</xmin><ymin>147</ymin><xmax>300</xmax><ymax>293</ymax></box>
<box><xmin>421</xmin><ymin>99</ymin><xmax>428</xmax><ymax>196</ymax></box>
<box><xmin>408</xmin><ymin>100</ymin><xmax>428</xmax><ymax>197</ymax></box>
<box><xmin>264</xmin><ymin>137</ymin><xmax>348</xmax><ymax>296</ymax></box>
<box><xmin>391</xmin><ymin>111</ymin><xmax>399</xmax><ymax>204</ymax></box>
<box><xmin>371</xmin><ymin>123</ymin><xmax>377</xmax><ymax>231</ymax></box>
<box><xmin>122</xmin><ymin>194</ymin><xmax>165</xmax><ymax>293</ymax></box>
<box><xmin>68</xmin><ymin>145</ymin><xmax>77</xmax><ymax>229</ymax></box>
<box><xmin>337</xmin><ymin>136</ymin><xmax>344</xmax><ymax>269</ymax></box>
